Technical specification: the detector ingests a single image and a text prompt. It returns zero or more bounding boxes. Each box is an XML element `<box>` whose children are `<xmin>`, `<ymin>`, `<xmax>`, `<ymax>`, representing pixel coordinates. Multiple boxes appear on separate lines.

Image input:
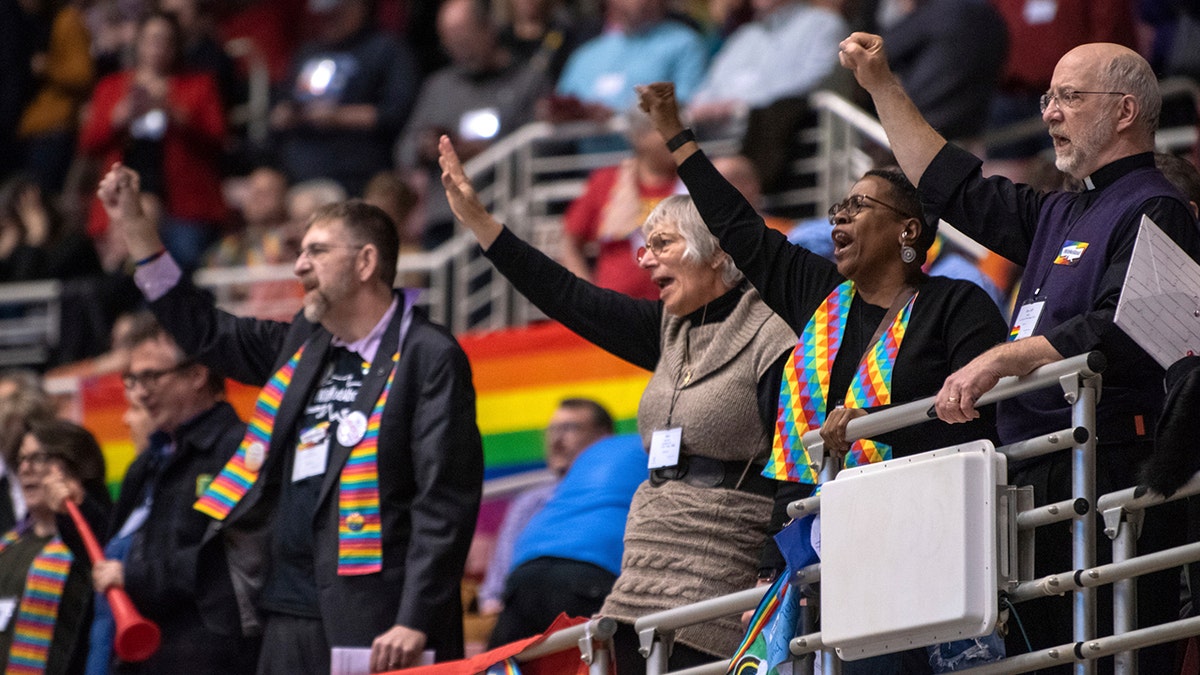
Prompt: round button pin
<box><xmin>244</xmin><ymin>441</ymin><xmax>266</xmax><ymax>472</ymax></box>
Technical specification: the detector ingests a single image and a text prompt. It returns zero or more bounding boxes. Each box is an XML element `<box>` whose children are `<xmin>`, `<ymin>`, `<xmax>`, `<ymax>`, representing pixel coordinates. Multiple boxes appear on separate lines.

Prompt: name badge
<box><xmin>648</xmin><ymin>427</ymin><xmax>682</xmax><ymax>469</ymax></box>
<box><xmin>293</xmin><ymin>425</ymin><xmax>330</xmax><ymax>482</ymax></box>
<box><xmin>0</xmin><ymin>597</ymin><xmax>16</xmax><ymax>632</ymax></box>
<box><xmin>1054</xmin><ymin>240</ymin><xmax>1089</xmax><ymax>266</ymax></box>
<box><xmin>1009</xmin><ymin>300</ymin><xmax>1046</xmax><ymax>341</ymax></box>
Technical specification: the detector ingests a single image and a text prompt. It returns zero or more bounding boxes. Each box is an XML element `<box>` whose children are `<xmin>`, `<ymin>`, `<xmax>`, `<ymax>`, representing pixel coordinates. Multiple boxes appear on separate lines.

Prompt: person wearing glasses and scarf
<box><xmin>0</xmin><ymin>420</ymin><xmax>110</xmax><ymax>675</ymax></box>
<box><xmin>638</xmin><ymin>82</ymin><xmax>1007</xmax><ymax>673</ymax></box>
<box><xmin>441</xmin><ymin>130</ymin><xmax>795</xmax><ymax>672</ymax></box>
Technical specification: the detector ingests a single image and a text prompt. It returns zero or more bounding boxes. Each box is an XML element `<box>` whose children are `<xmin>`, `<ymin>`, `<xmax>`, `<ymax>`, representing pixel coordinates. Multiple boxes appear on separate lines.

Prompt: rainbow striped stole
<box><xmin>764</xmin><ymin>281</ymin><xmax>916</xmax><ymax>483</ymax></box>
<box><xmin>336</xmin><ymin>352</ymin><xmax>398</xmax><ymax>576</ymax></box>
<box><xmin>0</xmin><ymin>528</ymin><xmax>73</xmax><ymax>675</ymax></box>
<box><xmin>194</xmin><ymin>344</ymin><xmax>306</xmax><ymax>520</ymax></box>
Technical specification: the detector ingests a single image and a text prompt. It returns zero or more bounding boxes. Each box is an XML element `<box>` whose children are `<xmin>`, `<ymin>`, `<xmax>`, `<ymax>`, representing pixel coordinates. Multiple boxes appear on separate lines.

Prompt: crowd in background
<box><xmin>1</xmin><ymin>0</ymin><xmax>1199</xmax><ymax>369</ymax></box>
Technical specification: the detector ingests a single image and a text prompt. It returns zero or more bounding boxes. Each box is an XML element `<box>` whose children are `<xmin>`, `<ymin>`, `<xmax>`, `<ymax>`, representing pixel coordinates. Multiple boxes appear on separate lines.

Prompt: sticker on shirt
<box><xmin>594</xmin><ymin>72</ymin><xmax>626</xmax><ymax>99</ymax></box>
<box><xmin>0</xmin><ymin>597</ymin><xmax>16</xmax><ymax>632</ymax></box>
<box><xmin>1009</xmin><ymin>300</ymin><xmax>1045</xmax><ymax>341</ymax></box>
<box><xmin>648</xmin><ymin>427</ymin><xmax>682</xmax><ymax>469</ymax></box>
<box><xmin>293</xmin><ymin>422</ymin><xmax>331</xmax><ymax>482</ymax></box>
<box><xmin>1054</xmin><ymin>240</ymin><xmax>1089</xmax><ymax>266</ymax></box>
<box><xmin>195</xmin><ymin>473</ymin><xmax>214</xmax><ymax>498</ymax></box>
<box><xmin>1023</xmin><ymin>0</ymin><xmax>1057</xmax><ymax>24</ymax></box>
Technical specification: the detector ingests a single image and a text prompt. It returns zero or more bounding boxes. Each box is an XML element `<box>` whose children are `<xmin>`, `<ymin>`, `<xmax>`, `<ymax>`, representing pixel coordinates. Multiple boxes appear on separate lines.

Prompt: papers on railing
<box><xmin>1114</xmin><ymin>215</ymin><xmax>1200</xmax><ymax>368</ymax></box>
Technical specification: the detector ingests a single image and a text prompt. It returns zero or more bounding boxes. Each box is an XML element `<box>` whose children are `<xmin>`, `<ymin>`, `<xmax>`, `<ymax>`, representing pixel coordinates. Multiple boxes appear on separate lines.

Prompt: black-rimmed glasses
<box><xmin>122</xmin><ymin>361</ymin><xmax>195</xmax><ymax>390</ymax></box>
<box><xmin>828</xmin><ymin>194</ymin><xmax>914</xmax><ymax>225</ymax></box>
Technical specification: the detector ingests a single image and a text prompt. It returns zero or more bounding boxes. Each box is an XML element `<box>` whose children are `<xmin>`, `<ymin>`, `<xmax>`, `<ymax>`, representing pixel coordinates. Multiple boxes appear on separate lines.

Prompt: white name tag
<box><xmin>1009</xmin><ymin>300</ymin><xmax>1046</xmax><ymax>341</ymax></box>
<box><xmin>293</xmin><ymin>438</ymin><xmax>329</xmax><ymax>483</ymax></box>
<box><xmin>648</xmin><ymin>427</ymin><xmax>683</xmax><ymax>469</ymax></box>
<box><xmin>0</xmin><ymin>597</ymin><xmax>16</xmax><ymax>632</ymax></box>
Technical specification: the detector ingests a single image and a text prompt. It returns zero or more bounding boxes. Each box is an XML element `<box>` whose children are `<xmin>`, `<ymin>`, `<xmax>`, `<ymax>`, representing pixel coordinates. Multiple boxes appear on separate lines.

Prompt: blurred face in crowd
<box><xmin>16</xmin><ymin>433</ymin><xmax>62</xmax><ymax>518</ymax></box>
<box><xmin>637</xmin><ymin>220</ymin><xmax>727</xmax><ymax>316</ymax></box>
<box><xmin>294</xmin><ymin>219</ymin><xmax>362</xmax><ymax>324</ymax></box>
<box><xmin>438</xmin><ymin>0</ymin><xmax>497</xmax><ymax>72</ymax></box>
<box><xmin>829</xmin><ymin>176</ymin><xmax>918</xmax><ymax>281</ymax></box>
<box><xmin>136</xmin><ymin>15</ymin><xmax>179</xmax><ymax>74</ymax></box>
<box><xmin>123</xmin><ymin>398</ymin><xmax>155</xmax><ymax>456</ymax></box>
<box><xmin>124</xmin><ymin>335</ymin><xmax>208</xmax><ymax>434</ymax></box>
<box><xmin>544</xmin><ymin>406</ymin><xmax>607</xmax><ymax>476</ymax></box>
<box><xmin>243</xmin><ymin>168</ymin><xmax>289</xmax><ymax>229</ymax></box>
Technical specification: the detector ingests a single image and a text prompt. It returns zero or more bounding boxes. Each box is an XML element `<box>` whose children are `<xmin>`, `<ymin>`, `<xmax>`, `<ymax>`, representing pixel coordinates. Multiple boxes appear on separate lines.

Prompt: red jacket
<box><xmin>79</xmin><ymin>70</ymin><xmax>227</xmax><ymax>236</ymax></box>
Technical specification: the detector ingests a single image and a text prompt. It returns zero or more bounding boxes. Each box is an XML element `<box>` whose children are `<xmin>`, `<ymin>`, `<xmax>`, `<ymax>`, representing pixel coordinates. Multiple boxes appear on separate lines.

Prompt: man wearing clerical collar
<box><xmin>841</xmin><ymin>34</ymin><xmax>1200</xmax><ymax>673</ymax></box>
<box><xmin>98</xmin><ymin>164</ymin><xmax>483</xmax><ymax>675</ymax></box>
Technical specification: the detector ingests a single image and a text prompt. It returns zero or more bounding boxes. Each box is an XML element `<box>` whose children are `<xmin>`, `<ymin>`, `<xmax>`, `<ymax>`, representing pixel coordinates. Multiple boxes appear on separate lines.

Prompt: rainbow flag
<box><xmin>484</xmin><ymin>657</ymin><xmax>523</xmax><ymax>675</ymax></box>
<box><xmin>727</xmin><ymin>574</ymin><xmax>799</xmax><ymax>675</ymax></box>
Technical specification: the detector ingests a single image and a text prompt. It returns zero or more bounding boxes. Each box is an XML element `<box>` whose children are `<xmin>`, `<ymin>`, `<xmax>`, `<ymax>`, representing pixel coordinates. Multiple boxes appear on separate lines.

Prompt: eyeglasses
<box><xmin>122</xmin><ymin>361</ymin><xmax>194</xmax><ymax>390</ymax></box>
<box><xmin>296</xmin><ymin>243</ymin><xmax>364</xmax><ymax>261</ymax></box>
<box><xmin>17</xmin><ymin>450</ymin><xmax>52</xmax><ymax>468</ymax></box>
<box><xmin>1039</xmin><ymin>89</ymin><xmax>1126</xmax><ymax>113</ymax></box>
<box><xmin>635</xmin><ymin>232</ymin><xmax>679</xmax><ymax>263</ymax></box>
<box><xmin>828</xmin><ymin>194</ymin><xmax>914</xmax><ymax>225</ymax></box>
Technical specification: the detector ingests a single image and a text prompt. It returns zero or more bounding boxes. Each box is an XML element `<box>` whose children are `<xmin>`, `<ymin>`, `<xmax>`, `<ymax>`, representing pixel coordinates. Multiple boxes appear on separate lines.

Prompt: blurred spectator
<box><xmin>1</xmin><ymin>0</ymin><xmax>37</xmax><ymax>181</ymax></box>
<box><xmin>688</xmin><ymin>0</ymin><xmax>846</xmax><ymax>124</ymax></box>
<box><xmin>709</xmin><ymin>154</ymin><xmax>793</xmax><ymax>232</ymax></box>
<box><xmin>1139</xmin><ymin>0</ymin><xmax>1200</xmax><ymax>80</ymax></box>
<box><xmin>206</xmin><ymin>166</ymin><xmax>291</xmax><ymax>268</ymax></box>
<box><xmin>83</xmin><ymin>395</ymin><xmax>150</xmax><ymax>675</ymax></box>
<box><xmin>0</xmin><ymin>174</ymin><xmax>102</xmax><ymax>282</ymax></box>
<box><xmin>397</xmin><ymin>0</ymin><xmax>551</xmax><ymax>249</ymax></box>
<box><xmin>0</xmin><ymin>369</ymin><xmax>56</xmax><ymax>533</ymax></box>
<box><xmin>498</xmin><ymin>0</ymin><xmax>600</xmax><ymax>82</ymax></box>
<box><xmin>79</xmin><ymin>11</ymin><xmax>228</xmax><ymax>271</ymax></box>
<box><xmin>89</xmin><ymin>315</ymin><xmax>260</xmax><ymax>674</ymax></box>
<box><xmin>270</xmin><ymin>0</ymin><xmax>420</xmax><ymax>196</ymax></box>
<box><xmin>984</xmin><ymin>0</ymin><xmax>1137</xmax><ymax>180</ymax></box>
<box><xmin>552</xmin><ymin>0</ymin><xmax>708</xmax><ymax>119</ymax></box>
<box><xmin>16</xmin><ymin>0</ymin><xmax>94</xmax><ymax>194</ymax></box>
<box><xmin>0</xmin><ymin>418</ymin><xmax>110</xmax><ymax>675</ymax></box>
<box><xmin>486</xmin><ymin>433</ymin><xmax>645</xmax><ymax>647</ymax></box>
<box><xmin>362</xmin><ymin>170</ymin><xmax>418</xmax><ymax>248</ymax></box>
<box><xmin>45</xmin><ymin>309</ymin><xmax>141</xmax><ymax>380</ymax></box>
<box><xmin>1157</xmin><ymin>151</ymin><xmax>1200</xmax><ymax>220</ymax></box>
<box><xmin>477</xmin><ymin>399</ymin><xmax>614</xmax><ymax>616</ymax></box>
<box><xmin>881</xmin><ymin>0</ymin><xmax>1007</xmax><ymax>142</ymax></box>
<box><xmin>160</xmin><ymin>0</ymin><xmax>245</xmax><ymax>113</ymax></box>
<box><xmin>285</xmin><ymin>177</ymin><xmax>346</xmax><ymax>246</ymax></box>
<box><xmin>560</xmin><ymin>110</ymin><xmax>677</xmax><ymax>299</ymax></box>
<box><xmin>82</xmin><ymin>0</ymin><xmax>140</xmax><ymax>79</ymax></box>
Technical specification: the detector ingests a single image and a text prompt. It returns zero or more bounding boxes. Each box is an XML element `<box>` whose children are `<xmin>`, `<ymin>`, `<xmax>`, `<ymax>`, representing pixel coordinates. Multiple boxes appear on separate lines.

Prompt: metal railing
<box><xmin>608</xmin><ymin>352</ymin><xmax>1200</xmax><ymax>675</ymax></box>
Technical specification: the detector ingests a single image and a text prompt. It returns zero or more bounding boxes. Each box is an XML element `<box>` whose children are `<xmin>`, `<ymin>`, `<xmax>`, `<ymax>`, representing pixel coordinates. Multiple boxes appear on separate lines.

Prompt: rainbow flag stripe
<box><xmin>1</xmin><ymin>529</ymin><xmax>73</xmax><ymax>674</ymax></box>
<box><xmin>194</xmin><ymin>344</ymin><xmax>306</xmax><ymax>519</ymax></box>
<box><xmin>765</xmin><ymin>281</ymin><xmax>916</xmax><ymax>482</ymax></box>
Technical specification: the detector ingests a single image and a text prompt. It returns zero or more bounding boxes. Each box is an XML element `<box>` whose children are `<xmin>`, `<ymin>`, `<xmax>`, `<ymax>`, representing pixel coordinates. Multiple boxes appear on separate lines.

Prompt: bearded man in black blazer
<box><xmin>98</xmin><ymin>164</ymin><xmax>484</xmax><ymax>675</ymax></box>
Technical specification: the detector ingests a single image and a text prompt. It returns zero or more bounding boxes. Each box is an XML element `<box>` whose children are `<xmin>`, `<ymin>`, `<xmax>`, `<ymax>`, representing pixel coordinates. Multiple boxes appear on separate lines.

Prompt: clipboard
<box><xmin>1113</xmin><ymin>215</ymin><xmax>1200</xmax><ymax>368</ymax></box>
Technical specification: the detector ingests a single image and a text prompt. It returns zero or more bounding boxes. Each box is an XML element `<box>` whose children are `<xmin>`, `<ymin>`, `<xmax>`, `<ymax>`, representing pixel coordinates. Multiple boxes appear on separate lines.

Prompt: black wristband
<box><xmin>665</xmin><ymin>128</ymin><xmax>696</xmax><ymax>152</ymax></box>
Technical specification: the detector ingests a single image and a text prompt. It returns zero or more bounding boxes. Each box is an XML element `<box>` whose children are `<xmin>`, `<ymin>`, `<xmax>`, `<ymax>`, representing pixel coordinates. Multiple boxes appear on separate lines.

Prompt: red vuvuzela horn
<box><xmin>64</xmin><ymin>500</ymin><xmax>161</xmax><ymax>662</ymax></box>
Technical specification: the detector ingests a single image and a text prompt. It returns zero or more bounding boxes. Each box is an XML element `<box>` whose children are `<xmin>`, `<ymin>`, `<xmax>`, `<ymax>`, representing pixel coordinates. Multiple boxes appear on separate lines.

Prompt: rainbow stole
<box><xmin>195</xmin><ymin>343</ymin><xmax>398</xmax><ymax>576</ymax></box>
<box><xmin>0</xmin><ymin>527</ymin><xmax>73</xmax><ymax>675</ymax></box>
<box><xmin>764</xmin><ymin>281</ymin><xmax>916</xmax><ymax>483</ymax></box>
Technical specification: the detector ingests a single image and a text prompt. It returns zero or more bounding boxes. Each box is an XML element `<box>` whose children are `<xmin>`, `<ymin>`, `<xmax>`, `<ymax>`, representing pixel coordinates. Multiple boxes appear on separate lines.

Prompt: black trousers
<box><xmin>1005</xmin><ymin>444</ymin><xmax>1187</xmax><ymax>674</ymax></box>
<box><xmin>488</xmin><ymin>557</ymin><xmax>617</xmax><ymax>648</ymax></box>
<box><xmin>611</xmin><ymin>621</ymin><xmax>716</xmax><ymax>675</ymax></box>
<box><xmin>256</xmin><ymin>613</ymin><xmax>329</xmax><ymax>675</ymax></box>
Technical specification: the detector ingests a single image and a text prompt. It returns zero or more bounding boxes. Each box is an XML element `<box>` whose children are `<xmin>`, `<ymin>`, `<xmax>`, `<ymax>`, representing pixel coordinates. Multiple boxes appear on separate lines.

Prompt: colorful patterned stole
<box><xmin>764</xmin><ymin>281</ymin><xmax>916</xmax><ymax>483</ymax></box>
<box><xmin>194</xmin><ymin>342</ymin><xmax>399</xmax><ymax>576</ymax></box>
<box><xmin>0</xmin><ymin>526</ymin><xmax>74</xmax><ymax>675</ymax></box>
<box><xmin>194</xmin><ymin>344</ymin><xmax>306</xmax><ymax>519</ymax></box>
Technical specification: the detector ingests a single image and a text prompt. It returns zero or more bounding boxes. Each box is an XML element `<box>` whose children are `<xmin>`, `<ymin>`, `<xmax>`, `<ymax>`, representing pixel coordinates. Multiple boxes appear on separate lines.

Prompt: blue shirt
<box><xmin>511</xmin><ymin>434</ymin><xmax>647</xmax><ymax>574</ymax></box>
<box><xmin>556</xmin><ymin>20</ymin><xmax>708</xmax><ymax>110</ymax></box>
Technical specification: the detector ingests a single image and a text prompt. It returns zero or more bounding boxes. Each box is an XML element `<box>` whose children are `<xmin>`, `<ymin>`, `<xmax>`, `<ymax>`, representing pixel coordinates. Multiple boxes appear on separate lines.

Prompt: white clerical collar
<box><xmin>1082</xmin><ymin>175</ymin><xmax>1096</xmax><ymax>191</ymax></box>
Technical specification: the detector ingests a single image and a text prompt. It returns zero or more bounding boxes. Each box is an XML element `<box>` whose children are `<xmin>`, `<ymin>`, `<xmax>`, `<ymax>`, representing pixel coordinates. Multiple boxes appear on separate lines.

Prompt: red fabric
<box><xmin>216</xmin><ymin>0</ymin><xmax>306</xmax><ymax>83</ymax></box>
<box><xmin>79</xmin><ymin>70</ymin><xmax>228</xmax><ymax>237</ymax></box>
<box><xmin>564</xmin><ymin>165</ymin><xmax>676</xmax><ymax>301</ymax></box>
<box><xmin>390</xmin><ymin>614</ymin><xmax>592</xmax><ymax>675</ymax></box>
<box><xmin>989</xmin><ymin>0</ymin><xmax>1137</xmax><ymax>93</ymax></box>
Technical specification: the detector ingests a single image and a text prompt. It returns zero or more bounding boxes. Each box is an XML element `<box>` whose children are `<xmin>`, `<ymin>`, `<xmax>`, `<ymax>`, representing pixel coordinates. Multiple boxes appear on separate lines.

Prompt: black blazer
<box><xmin>150</xmin><ymin>283</ymin><xmax>484</xmax><ymax>659</ymax></box>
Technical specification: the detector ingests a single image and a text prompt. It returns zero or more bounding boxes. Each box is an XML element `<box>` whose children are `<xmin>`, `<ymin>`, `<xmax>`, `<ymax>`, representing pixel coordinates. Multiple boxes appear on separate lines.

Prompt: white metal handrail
<box><xmin>622</xmin><ymin>351</ymin><xmax>1200</xmax><ymax>675</ymax></box>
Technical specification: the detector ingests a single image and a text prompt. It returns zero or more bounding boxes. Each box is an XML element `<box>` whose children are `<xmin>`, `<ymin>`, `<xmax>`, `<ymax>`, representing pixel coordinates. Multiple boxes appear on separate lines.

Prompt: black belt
<box><xmin>649</xmin><ymin>455</ymin><xmax>776</xmax><ymax>497</ymax></box>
